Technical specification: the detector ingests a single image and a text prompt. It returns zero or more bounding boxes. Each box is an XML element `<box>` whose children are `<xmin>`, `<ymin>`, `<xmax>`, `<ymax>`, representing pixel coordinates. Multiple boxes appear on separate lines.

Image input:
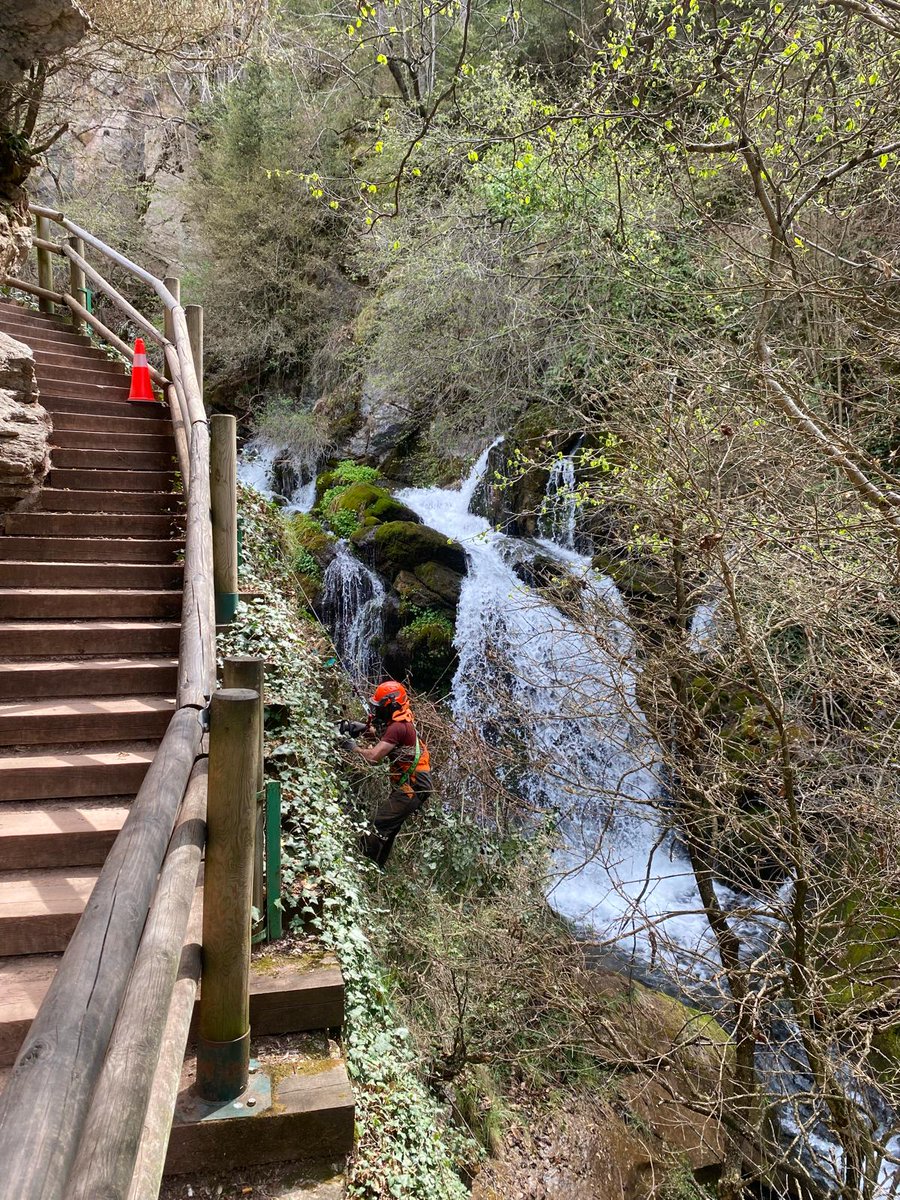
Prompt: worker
<box><xmin>339</xmin><ymin>681</ymin><xmax>433</xmax><ymax>867</ymax></box>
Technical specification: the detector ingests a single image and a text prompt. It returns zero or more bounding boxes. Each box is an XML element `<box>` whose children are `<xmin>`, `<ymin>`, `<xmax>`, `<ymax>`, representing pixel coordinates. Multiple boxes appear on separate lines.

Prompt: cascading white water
<box><xmin>538</xmin><ymin>448</ymin><xmax>578</xmax><ymax>550</ymax></box>
<box><xmin>237</xmin><ymin>438</ymin><xmax>316</xmax><ymax>513</ymax></box>
<box><xmin>398</xmin><ymin>445</ymin><xmax>719</xmax><ymax>966</ymax></box>
<box><xmin>320</xmin><ymin>541</ymin><xmax>385</xmax><ymax>684</ymax></box>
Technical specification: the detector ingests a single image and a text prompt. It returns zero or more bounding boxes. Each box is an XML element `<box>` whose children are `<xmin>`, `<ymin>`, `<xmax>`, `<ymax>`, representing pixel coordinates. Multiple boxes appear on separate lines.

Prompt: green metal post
<box><xmin>265</xmin><ymin>781</ymin><xmax>283</xmax><ymax>941</ymax></box>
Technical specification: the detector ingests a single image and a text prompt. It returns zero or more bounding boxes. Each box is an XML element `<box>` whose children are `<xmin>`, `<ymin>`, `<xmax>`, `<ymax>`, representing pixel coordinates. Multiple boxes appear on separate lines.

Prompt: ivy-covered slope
<box><xmin>221</xmin><ymin>487</ymin><xmax>472</xmax><ymax>1199</ymax></box>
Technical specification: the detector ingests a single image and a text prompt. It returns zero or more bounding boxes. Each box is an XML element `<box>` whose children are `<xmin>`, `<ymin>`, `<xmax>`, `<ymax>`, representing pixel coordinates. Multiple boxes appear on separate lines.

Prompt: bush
<box><xmin>253</xmin><ymin>395</ymin><xmax>332</xmax><ymax>474</ymax></box>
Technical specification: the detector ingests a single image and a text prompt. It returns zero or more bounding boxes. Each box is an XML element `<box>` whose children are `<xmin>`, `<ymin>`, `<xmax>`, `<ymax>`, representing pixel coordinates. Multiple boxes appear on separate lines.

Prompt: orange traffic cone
<box><xmin>128</xmin><ymin>337</ymin><xmax>157</xmax><ymax>402</ymax></box>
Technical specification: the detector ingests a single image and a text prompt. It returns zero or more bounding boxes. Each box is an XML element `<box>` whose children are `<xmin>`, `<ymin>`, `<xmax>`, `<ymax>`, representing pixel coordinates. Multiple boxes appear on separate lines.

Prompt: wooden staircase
<box><xmin>0</xmin><ymin>297</ymin><xmax>181</xmax><ymax>1058</ymax></box>
<box><xmin>0</xmin><ymin>296</ymin><xmax>353</xmax><ymax>1188</ymax></box>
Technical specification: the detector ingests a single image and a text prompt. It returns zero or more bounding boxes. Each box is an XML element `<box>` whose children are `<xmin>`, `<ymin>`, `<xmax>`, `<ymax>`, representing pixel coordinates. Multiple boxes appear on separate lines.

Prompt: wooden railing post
<box><xmin>67</xmin><ymin>235</ymin><xmax>86</xmax><ymax>332</ymax></box>
<box><xmin>223</xmin><ymin>657</ymin><xmax>266</xmax><ymax>935</ymax></box>
<box><xmin>35</xmin><ymin>215</ymin><xmax>54</xmax><ymax>312</ymax></box>
<box><xmin>210</xmin><ymin>413</ymin><xmax>238</xmax><ymax>625</ymax></box>
<box><xmin>186</xmin><ymin>303</ymin><xmax>203</xmax><ymax>403</ymax></box>
<box><xmin>196</xmin><ymin>687</ymin><xmax>260</xmax><ymax>1102</ymax></box>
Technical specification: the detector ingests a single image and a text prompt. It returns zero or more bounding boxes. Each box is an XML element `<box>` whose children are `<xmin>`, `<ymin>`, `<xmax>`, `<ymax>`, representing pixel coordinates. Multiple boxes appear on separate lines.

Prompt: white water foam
<box><xmin>320</xmin><ymin>541</ymin><xmax>385</xmax><ymax>685</ymax></box>
<box><xmin>237</xmin><ymin>438</ymin><xmax>316</xmax><ymax>513</ymax></box>
<box><xmin>399</xmin><ymin>444</ymin><xmax>722</xmax><ymax>965</ymax></box>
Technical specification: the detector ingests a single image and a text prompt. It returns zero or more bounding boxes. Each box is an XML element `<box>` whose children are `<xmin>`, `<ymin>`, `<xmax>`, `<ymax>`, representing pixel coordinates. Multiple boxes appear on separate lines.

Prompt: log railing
<box><xmin>0</xmin><ymin>207</ymin><xmax>220</xmax><ymax>1200</ymax></box>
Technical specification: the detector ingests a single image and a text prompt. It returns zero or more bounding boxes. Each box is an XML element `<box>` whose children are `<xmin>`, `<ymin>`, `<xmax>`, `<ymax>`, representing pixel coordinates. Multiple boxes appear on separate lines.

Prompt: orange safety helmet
<box><xmin>369</xmin><ymin>680</ymin><xmax>408</xmax><ymax>722</ymax></box>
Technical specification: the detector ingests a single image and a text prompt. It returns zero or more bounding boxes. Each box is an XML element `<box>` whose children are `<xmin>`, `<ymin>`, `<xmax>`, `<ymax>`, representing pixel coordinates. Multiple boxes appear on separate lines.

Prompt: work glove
<box><xmin>338</xmin><ymin>735</ymin><xmax>357</xmax><ymax>752</ymax></box>
<box><xmin>338</xmin><ymin>719</ymin><xmax>369</xmax><ymax>738</ymax></box>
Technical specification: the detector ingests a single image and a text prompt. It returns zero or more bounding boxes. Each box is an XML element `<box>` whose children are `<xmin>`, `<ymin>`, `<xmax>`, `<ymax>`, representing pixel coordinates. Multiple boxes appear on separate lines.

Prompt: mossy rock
<box><xmin>323</xmin><ymin>480</ymin><xmax>421</xmax><ymax>526</ymax></box>
<box><xmin>394</xmin><ymin>569</ymin><xmax>451</xmax><ymax>616</ymax></box>
<box><xmin>413</xmin><ymin>561</ymin><xmax>463</xmax><ymax>610</ymax></box>
<box><xmin>359</xmin><ymin>520</ymin><xmax>467</xmax><ymax>580</ymax></box>
<box><xmin>593</xmin><ymin>550</ymin><xmax>676</xmax><ymax>604</ymax></box>
<box><xmin>397</xmin><ymin>614</ymin><xmax>458</xmax><ymax>693</ymax></box>
<box><xmin>287</xmin><ymin>512</ymin><xmax>331</xmax><ymax>558</ymax></box>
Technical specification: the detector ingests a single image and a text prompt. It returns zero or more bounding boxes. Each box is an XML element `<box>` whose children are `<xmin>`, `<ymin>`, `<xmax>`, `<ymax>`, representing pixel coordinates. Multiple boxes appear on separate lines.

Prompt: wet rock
<box><xmin>393</xmin><ymin>569</ymin><xmax>448</xmax><ymax>614</ymax></box>
<box><xmin>358</xmin><ymin>520</ymin><xmax>466</xmax><ymax>580</ymax></box>
<box><xmin>0</xmin><ymin>330</ymin><xmax>50</xmax><ymax>511</ymax></box>
<box><xmin>413</xmin><ymin>560</ymin><xmax>463</xmax><ymax>611</ymax></box>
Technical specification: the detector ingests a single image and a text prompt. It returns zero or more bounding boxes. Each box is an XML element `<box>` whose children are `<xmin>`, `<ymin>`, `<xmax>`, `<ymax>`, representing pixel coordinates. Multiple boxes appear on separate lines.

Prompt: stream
<box><xmin>239</xmin><ymin>435</ymin><xmax>900</xmax><ymax>1196</ymax></box>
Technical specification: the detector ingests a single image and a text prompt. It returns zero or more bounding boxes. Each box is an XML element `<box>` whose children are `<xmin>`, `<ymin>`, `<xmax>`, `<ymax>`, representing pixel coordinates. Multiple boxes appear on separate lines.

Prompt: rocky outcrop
<box><xmin>0</xmin><ymin>330</ymin><xmax>50</xmax><ymax>510</ymax></box>
<box><xmin>342</xmin><ymin>379</ymin><xmax>413</xmax><ymax>467</ymax></box>
<box><xmin>0</xmin><ymin>0</ymin><xmax>89</xmax><ymax>84</ymax></box>
<box><xmin>0</xmin><ymin>0</ymin><xmax>89</xmax><ymax>275</ymax></box>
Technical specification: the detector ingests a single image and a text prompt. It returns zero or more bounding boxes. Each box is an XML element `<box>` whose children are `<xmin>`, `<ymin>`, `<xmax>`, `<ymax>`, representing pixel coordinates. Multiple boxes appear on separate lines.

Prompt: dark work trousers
<box><xmin>362</xmin><ymin>775</ymin><xmax>432</xmax><ymax>867</ymax></box>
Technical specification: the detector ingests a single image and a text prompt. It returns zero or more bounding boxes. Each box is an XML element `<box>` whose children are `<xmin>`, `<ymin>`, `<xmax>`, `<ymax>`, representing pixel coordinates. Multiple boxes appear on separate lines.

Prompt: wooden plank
<box><xmin>67</xmin><ymin>763</ymin><xmax>207</xmax><ymax>1200</ymax></box>
<box><xmin>0</xmin><ymin>746</ymin><xmax>155</xmax><ymax>801</ymax></box>
<box><xmin>0</xmin><ymin>536</ymin><xmax>184</xmax><ymax>563</ymax></box>
<box><xmin>0</xmin><ymin>802</ymin><xmax>129</xmax><ymax>868</ymax></box>
<box><xmin>0</xmin><ymin>955</ymin><xmax>60</xmax><ymax>1067</ymax></box>
<box><xmin>0</xmin><ymin>588</ymin><xmax>183</xmax><ymax>620</ymax></box>
<box><xmin>48</xmin><ymin>469</ymin><xmax>175</xmax><ymax>493</ymax></box>
<box><xmin>0</xmin><ymin>707</ymin><xmax>201</xmax><ymax>1199</ymax></box>
<box><xmin>50</xmin><ymin>448</ymin><xmax>175</xmax><ymax>472</ymax></box>
<box><xmin>164</xmin><ymin>1062</ymin><xmax>354</xmax><ymax>1175</ymax></box>
<box><xmin>35</xmin><ymin>486</ymin><xmax>180</xmax><ymax>511</ymax></box>
<box><xmin>0</xmin><ymin>625</ymin><xmax>179</xmax><ymax>659</ymax></box>
<box><xmin>0</xmin><ymin>659</ymin><xmax>177</xmax><ymax>702</ymax></box>
<box><xmin>4</xmin><ymin>511</ymin><xmax>181</xmax><ymax>537</ymax></box>
<box><xmin>0</xmin><ymin>696</ymin><xmax>175</xmax><ymax>746</ymax></box>
<box><xmin>0</xmin><ymin>562</ymin><xmax>183</xmax><ymax>590</ymax></box>
<box><xmin>0</xmin><ymin>868</ymin><xmax>100</xmax><ymax>956</ymax></box>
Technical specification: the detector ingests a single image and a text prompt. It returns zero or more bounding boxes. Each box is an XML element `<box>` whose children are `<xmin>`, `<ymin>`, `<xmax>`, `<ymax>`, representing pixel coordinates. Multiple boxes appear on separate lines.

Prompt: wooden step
<box><xmin>35</xmin><ymin>364</ymin><xmax>129</xmax><ymax>390</ymax></box>
<box><xmin>36</xmin><ymin>377</ymin><xmax>132</xmax><ymax>402</ymax></box>
<box><xmin>0</xmin><ymin>561</ymin><xmax>183</xmax><ymax>590</ymax></box>
<box><xmin>51</xmin><ymin>428</ymin><xmax>175</xmax><ymax>453</ymax></box>
<box><xmin>33</xmin><ymin>347</ymin><xmax>124</xmax><ymax>371</ymax></box>
<box><xmin>35</xmin><ymin>487</ymin><xmax>181</xmax><ymax>513</ymax></box>
<box><xmin>16</xmin><ymin>334</ymin><xmax>105</xmax><ymax>356</ymax></box>
<box><xmin>48</xmin><ymin>469</ymin><xmax>175</xmax><ymax>493</ymax></box>
<box><xmin>0</xmin><ymin>953</ymin><xmax>60</xmax><ymax>1065</ymax></box>
<box><xmin>0</xmin><ymin>801</ymin><xmax>129</xmax><ymax>867</ymax></box>
<box><xmin>0</xmin><ymin>657</ymin><xmax>178</xmax><ymax>697</ymax></box>
<box><xmin>5</xmin><ymin>511</ymin><xmax>181</xmax><ymax>537</ymax></box>
<box><xmin>0</xmin><ymin>868</ymin><xmax>100</xmax><ymax>956</ymax></box>
<box><xmin>49</xmin><ymin>411</ymin><xmax>173</xmax><ymax>437</ymax></box>
<box><xmin>0</xmin><ymin>622</ymin><xmax>180</xmax><ymax>658</ymax></box>
<box><xmin>0</xmin><ymin>953</ymin><xmax>345</xmax><ymax>1068</ymax></box>
<box><xmin>0</xmin><ymin>537</ymin><xmax>183</xmax><ymax>563</ymax></box>
<box><xmin>0</xmin><ymin>323</ymin><xmax>92</xmax><ymax>349</ymax></box>
<box><xmin>51</xmin><ymin>447</ymin><xmax>175</xmax><ymax>472</ymax></box>
<box><xmin>0</xmin><ymin>302</ymin><xmax>76</xmax><ymax>327</ymax></box>
<box><xmin>0</xmin><ymin>745</ymin><xmax>155</xmax><ymax>802</ymax></box>
<box><xmin>0</xmin><ymin>695</ymin><xmax>175</xmax><ymax>745</ymax></box>
<box><xmin>0</xmin><ymin>588</ymin><xmax>183</xmax><ymax>619</ymax></box>
<box><xmin>39</xmin><ymin>394</ymin><xmax>168</xmax><ymax>421</ymax></box>
<box><xmin>0</xmin><ymin>312</ymin><xmax>86</xmax><ymax>339</ymax></box>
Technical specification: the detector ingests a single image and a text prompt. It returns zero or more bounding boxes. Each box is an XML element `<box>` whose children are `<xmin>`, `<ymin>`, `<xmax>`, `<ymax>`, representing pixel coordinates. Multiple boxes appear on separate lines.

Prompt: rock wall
<box><xmin>0</xmin><ymin>330</ymin><xmax>51</xmax><ymax>510</ymax></box>
<box><xmin>0</xmin><ymin>0</ymin><xmax>88</xmax><ymax>84</ymax></box>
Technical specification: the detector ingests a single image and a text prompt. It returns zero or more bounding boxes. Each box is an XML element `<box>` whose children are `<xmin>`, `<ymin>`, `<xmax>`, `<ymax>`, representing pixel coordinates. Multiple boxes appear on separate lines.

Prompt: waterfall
<box><xmin>320</xmin><ymin>542</ymin><xmax>385</xmax><ymax>685</ymax></box>
<box><xmin>237</xmin><ymin>438</ymin><xmax>316</xmax><ymax>513</ymax></box>
<box><xmin>538</xmin><ymin>447</ymin><xmax>579</xmax><ymax>550</ymax></box>
<box><xmin>398</xmin><ymin>447</ymin><xmax>720</xmax><ymax>966</ymax></box>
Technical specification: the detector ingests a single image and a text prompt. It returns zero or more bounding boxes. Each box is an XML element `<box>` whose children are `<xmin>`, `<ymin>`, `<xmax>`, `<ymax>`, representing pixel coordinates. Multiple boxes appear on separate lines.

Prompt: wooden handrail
<box><xmin>0</xmin><ymin>206</ymin><xmax>217</xmax><ymax>1200</ymax></box>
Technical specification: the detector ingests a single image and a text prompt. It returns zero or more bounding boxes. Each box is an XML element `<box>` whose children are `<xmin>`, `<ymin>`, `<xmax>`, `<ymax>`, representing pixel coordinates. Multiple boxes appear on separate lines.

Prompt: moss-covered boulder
<box><xmin>592</xmin><ymin>550</ymin><xmax>677</xmax><ymax>604</ymax></box>
<box><xmin>394</xmin><ymin>570</ymin><xmax>448</xmax><ymax>615</ymax></box>
<box><xmin>358</xmin><ymin>520</ymin><xmax>467</xmax><ymax>580</ymax></box>
<box><xmin>397</xmin><ymin>609</ymin><xmax>458</xmax><ymax>694</ymax></box>
<box><xmin>414</xmin><ymin>560</ymin><xmax>463</xmax><ymax>610</ymax></box>
<box><xmin>330</xmin><ymin>481</ymin><xmax>421</xmax><ymax>527</ymax></box>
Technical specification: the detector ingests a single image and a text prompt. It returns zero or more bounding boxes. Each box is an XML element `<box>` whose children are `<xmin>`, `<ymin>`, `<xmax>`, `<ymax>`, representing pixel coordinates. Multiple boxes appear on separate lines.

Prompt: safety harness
<box><xmin>394</xmin><ymin>736</ymin><xmax>422</xmax><ymax>790</ymax></box>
